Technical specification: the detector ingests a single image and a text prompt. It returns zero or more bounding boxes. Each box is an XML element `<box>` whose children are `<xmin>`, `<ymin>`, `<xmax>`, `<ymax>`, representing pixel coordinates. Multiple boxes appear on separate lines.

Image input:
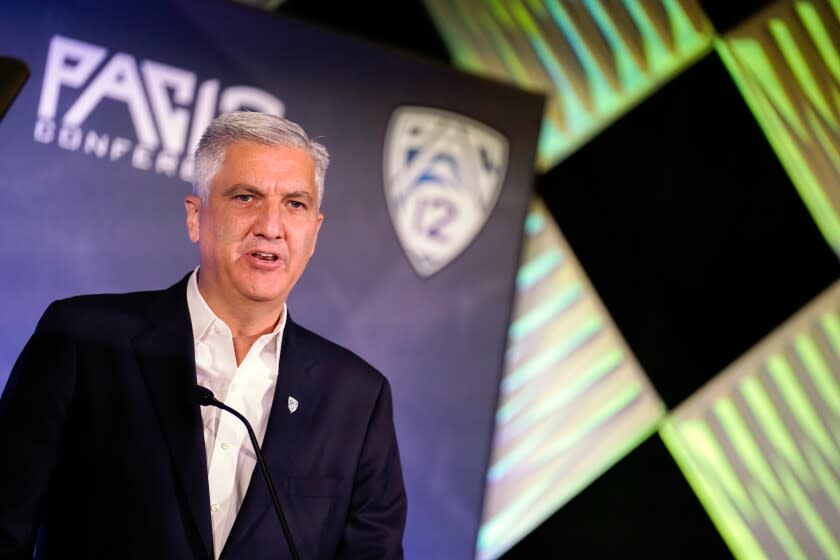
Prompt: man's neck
<box><xmin>197</xmin><ymin>285</ymin><xmax>283</xmax><ymax>336</ymax></box>
<box><xmin>205</xmin><ymin>295</ymin><xmax>283</xmax><ymax>366</ymax></box>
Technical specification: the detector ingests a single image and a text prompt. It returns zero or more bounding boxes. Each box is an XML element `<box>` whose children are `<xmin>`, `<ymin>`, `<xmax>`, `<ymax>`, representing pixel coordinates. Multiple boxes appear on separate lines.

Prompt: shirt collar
<box><xmin>186</xmin><ymin>267</ymin><xmax>287</xmax><ymax>347</ymax></box>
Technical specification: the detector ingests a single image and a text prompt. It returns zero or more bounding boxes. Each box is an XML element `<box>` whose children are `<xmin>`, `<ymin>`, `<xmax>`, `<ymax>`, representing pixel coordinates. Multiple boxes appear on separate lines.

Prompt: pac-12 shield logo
<box><xmin>383</xmin><ymin>107</ymin><xmax>509</xmax><ymax>277</ymax></box>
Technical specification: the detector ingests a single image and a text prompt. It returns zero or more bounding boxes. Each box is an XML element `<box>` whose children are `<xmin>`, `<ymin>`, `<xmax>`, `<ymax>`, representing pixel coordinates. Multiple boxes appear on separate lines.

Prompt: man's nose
<box><xmin>254</xmin><ymin>200</ymin><xmax>284</xmax><ymax>239</ymax></box>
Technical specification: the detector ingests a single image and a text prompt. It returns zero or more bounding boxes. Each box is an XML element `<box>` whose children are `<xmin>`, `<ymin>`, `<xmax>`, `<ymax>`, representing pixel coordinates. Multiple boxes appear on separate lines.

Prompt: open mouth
<box><xmin>251</xmin><ymin>251</ymin><xmax>279</xmax><ymax>262</ymax></box>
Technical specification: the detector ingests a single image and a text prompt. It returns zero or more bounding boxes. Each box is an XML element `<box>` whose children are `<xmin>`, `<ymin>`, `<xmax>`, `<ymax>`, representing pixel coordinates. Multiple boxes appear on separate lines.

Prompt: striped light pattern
<box><xmin>717</xmin><ymin>0</ymin><xmax>840</xmax><ymax>255</ymax></box>
<box><xmin>422</xmin><ymin>0</ymin><xmax>714</xmax><ymax>170</ymax></box>
<box><xmin>660</xmin><ymin>280</ymin><xmax>840</xmax><ymax>560</ymax></box>
<box><xmin>477</xmin><ymin>197</ymin><xmax>665</xmax><ymax>560</ymax></box>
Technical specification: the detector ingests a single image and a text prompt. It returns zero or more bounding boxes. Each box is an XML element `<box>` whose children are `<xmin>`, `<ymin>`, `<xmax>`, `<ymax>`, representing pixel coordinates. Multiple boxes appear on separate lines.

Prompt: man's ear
<box><xmin>310</xmin><ymin>213</ymin><xmax>324</xmax><ymax>257</ymax></box>
<box><xmin>185</xmin><ymin>195</ymin><xmax>201</xmax><ymax>244</ymax></box>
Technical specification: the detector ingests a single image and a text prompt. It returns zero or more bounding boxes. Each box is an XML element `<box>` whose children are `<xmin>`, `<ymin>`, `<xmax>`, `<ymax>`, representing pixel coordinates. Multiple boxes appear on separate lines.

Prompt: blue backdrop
<box><xmin>0</xmin><ymin>1</ymin><xmax>543</xmax><ymax>557</ymax></box>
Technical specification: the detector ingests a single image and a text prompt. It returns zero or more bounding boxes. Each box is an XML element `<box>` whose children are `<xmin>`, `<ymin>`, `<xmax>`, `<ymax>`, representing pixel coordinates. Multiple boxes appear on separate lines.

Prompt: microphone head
<box><xmin>192</xmin><ymin>385</ymin><xmax>216</xmax><ymax>406</ymax></box>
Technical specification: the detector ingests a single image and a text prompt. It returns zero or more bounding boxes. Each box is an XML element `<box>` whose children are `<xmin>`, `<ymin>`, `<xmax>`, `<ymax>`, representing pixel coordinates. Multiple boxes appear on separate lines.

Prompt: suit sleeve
<box><xmin>336</xmin><ymin>377</ymin><xmax>407</xmax><ymax>560</ymax></box>
<box><xmin>0</xmin><ymin>302</ymin><xmax>77</xmax><ymax>559</ymax></box>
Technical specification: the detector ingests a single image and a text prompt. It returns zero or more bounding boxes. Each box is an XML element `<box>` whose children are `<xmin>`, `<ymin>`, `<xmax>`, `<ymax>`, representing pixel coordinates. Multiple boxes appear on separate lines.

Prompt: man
<box><xmin>0</xmin><ymin>111</ymin><xmax>407</xmax><ymax>559</ymax></box>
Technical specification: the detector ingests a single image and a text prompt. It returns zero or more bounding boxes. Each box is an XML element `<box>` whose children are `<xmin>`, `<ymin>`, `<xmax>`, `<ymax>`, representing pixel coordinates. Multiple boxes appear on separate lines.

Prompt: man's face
<box><xmin>184</xmin><ymin>142</ymin><xmax>323</xmax><ymax>313</ymax></box>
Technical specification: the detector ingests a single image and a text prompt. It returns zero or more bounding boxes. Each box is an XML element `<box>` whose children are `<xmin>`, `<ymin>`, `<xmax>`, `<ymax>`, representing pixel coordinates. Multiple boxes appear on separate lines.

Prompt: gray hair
<box><xmin>192</xmin><ymin>111</ymin><xmax>329</xmax><ymax>207</ymax></box>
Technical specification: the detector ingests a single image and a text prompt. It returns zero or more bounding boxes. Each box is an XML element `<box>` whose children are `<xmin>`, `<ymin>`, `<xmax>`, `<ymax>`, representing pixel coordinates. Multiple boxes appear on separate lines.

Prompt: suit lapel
<box><xmin>133</xmin><ymin>276</ymin><xmax>214</xmax><ymax>558</ymax></box>
<box><xmin>222</xmin><ymin>317</ymin><xmax>320</xmax><ymax>557</ymax></box>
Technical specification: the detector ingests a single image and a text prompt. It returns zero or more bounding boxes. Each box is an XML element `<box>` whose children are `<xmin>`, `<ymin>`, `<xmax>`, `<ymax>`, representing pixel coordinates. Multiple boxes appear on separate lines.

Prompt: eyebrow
<box><xmin>220</xmin><ymin>185</ymin><xmax>315</xmax><ymax>202</ymax></box>
<box><xmin>285</xmin><ymin>191</ymin><xmax>314</xmax><ymax>201</ymax></box>
<box><xmin>221</xmin><ymin>184</ymin><xmax>262</xmax><ymax>197</ymax></box>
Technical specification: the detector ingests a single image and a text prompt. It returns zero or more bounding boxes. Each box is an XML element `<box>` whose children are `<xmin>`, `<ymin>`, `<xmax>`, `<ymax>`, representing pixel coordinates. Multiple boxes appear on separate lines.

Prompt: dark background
<box><xmin>271</xmin><ymin>0</ymin><xmax>840</xmax><ymax>557</ymax></box>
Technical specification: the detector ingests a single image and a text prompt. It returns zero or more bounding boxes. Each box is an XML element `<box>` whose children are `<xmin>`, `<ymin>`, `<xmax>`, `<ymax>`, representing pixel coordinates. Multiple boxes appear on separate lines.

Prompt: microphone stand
<box><xmin>193</xmin><ymin>385</ymin><xmax>300</xmax><ymax>560</ymax></box>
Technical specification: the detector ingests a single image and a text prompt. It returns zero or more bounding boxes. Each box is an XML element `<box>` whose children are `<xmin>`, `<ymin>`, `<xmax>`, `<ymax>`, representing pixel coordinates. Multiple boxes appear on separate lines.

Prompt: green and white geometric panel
<box><xmin>423</xmin><ymin>0</ymin><xmax>715</xmax><ymax>170</ymax></box>
<box><xmin>717</xmin><ymin>0</ymin><xmax>840</xmax><ymax>257</ymax></box>
<box><xmin>661</xmin><ymin>280</ymin><xmax>840</xmax><ymax>560</ymax></box>
<box><xmin>478</xmin><ymin>198</ymin><xmax>665</xmax><ymax>560</ymax></box>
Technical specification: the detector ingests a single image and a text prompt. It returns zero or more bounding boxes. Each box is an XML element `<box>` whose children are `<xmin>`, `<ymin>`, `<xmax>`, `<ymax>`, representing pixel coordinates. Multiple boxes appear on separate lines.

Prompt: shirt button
<box><xmin>221</xmin><ymin>442</ymin><xmax>231</xmax><ymax>451</ymax></box>
<box><xmin>211</xmin><ymin>503</ymin><xmax>219</xmax><ymax>513</ymax></box>
<box><xmin>230</xmin><ymin>384</ymin><xmax>238</xmax><ymax>392</ymax></box>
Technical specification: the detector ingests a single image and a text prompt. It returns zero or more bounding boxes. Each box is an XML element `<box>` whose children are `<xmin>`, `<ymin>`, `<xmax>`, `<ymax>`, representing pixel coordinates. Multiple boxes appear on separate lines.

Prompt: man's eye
<box><xmin>289</xmin><ymin>200</ymin><xmax>305</xmax><ymax>209</ymax></box>
<box><xmin>234</xmin><ymin>194</ymin><xmax>253</xmax><ymax>202</ymax></box>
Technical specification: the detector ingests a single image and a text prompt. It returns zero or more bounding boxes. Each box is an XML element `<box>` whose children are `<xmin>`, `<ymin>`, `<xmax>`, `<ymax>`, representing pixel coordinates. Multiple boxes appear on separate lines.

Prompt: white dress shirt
<box><xmin>186</xmin><ymin>268</ymin><xmax>286</xmax><ymax>558</ymax></box>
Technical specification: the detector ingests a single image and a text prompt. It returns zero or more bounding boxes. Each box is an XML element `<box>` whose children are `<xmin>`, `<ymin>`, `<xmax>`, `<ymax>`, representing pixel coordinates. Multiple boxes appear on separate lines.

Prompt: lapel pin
<box><xmin>288</xmin><ymin>396</ymin><xmax>299</xmax><ymax>414</ymax></box>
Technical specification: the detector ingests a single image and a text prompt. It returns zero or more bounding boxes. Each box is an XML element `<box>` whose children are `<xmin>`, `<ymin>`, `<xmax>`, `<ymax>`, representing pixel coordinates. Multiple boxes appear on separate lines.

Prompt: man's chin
<box><xmin>236</xmin><ymin>271</ymin><xmax>289</xmax><ymax>300</ymax></box>
<box><xmin>242</xmin><ymin>290</ymin><xmax>286</xmax><ymax>305</ymax></box>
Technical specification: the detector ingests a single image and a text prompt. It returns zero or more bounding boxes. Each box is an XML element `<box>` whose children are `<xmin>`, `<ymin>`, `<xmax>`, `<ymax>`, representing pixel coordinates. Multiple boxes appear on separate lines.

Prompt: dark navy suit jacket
<box><xmin>0</xmin><ymin>274</ymin><xmax>407</xmax><ymax>559</ymax></box>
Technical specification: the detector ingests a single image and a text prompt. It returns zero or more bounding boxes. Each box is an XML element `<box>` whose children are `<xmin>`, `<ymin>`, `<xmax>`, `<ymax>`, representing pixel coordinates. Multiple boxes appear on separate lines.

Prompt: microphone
<box><xmin>191</xmin><ymin>385</ymin><xmax>300</xmax><ymax>560</ymax></box>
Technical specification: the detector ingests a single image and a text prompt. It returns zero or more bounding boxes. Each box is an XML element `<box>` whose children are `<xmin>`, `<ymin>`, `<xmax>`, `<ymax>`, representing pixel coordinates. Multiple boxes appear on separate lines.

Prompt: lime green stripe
<box><xmin>536</xmin><ymin>383</ymin><xmax>643</xmax><ymax>460</ymax></box>
<box><xmin>516</xmin><ymin>248</ymin><xmax>564</xmax><ymax>290</ymax></box>
<box><xmin>805</xmin><ymin>444</ymin><xmax>840</xmax><ymax>520</ymax></box>
<box><xmin>480</xmin><ymin>5</ymin><xmax>533</xmax><ymax>84</ymax></box>
<box><xmin>545</xmin><ymin>0</ymin><xmax>613</xmax><ymax>110</ymax></box>
<box><xmin>819</xmin><ymin>312</ymin><xmax>840</xmax><ymax>359</ymax></box>
<box><xmin>715</xmin><ymin>398</ymin><xmax>787</xmax><ymax>507</ymax></box>
<box><xmin>776</xmin><ymin>460</ymin><xmax>840</xmax><ymax>559</ymax></box>
<box><xmin>490</xmin><ymin>381</ymin><xmax>641</xmax><ymax>480</ymax></box>
<box><xmin>769</xmin><ymin>19</ymin><xmax>836</xmax><ymax>129</ymax></box>
<box><xmin>796</xmin><ymin>2</ymin><xmax>840</xmax><ymax>91</ymax></box>
<box><xmin>726</xmin><ymin>38</ymin><xmax>808</xmax><ymax>139</ymax></box>
<box><xmin>740</xmin><ymin>376</ymin><xmax>814</xmax><ymax>488</ymax></box>
<box><xmin>751</xmin><ymin>483</ymin><xmax>805</xmax><ymax>560</ymax></box>
<box><xmin>663</xmin><ymin>0</ymin><xmax>711</xmax><ymax>52</ymax></box>
<box><xmin>794</xmin><ymin>333</ymin><xmax>840</xmax><ymax>421</ymax></box>
<box><xmin>523</xmin><ymin>208</ymin><xmax>545</xmax><ymax>236</ymax></box>
<box><xmin>584</xmin><ymin>0</ymin><xmax>644</xmax><ymax>90</ymax></box>
<box><xmin>503</xmin><ymin>314</ymin><xmax>603</xmax><ymax>390</ymax></box>
<box><xmin>497</xmin><ymin>348</ymin><xmax>622</xmax><ymax>424</ymax></box>
<box><xmin>622</xmin><ymin>0</ymin><xmax>667</xmax><ymax>73</ymax></box>
<box><xmin>676</xmin><ymin>419</ymin><xmax>757</xmax><ymax>519</ymax></box>
<box><xmin>524</xmin><ymin>349</ymin><xmax>624</xmax><ymax>420</ymax></box>
<box><xmin>509</xmin><ymin>283</ymin><xmax>582</xmax><ymax>338</ymax></box>
<box><xmin>660</xmin><ymin>420</ymin><xmax>764</xmax><ymax>559</ymax></box>
<box><xmin>767</xmin><ymin>354</ymin><xmax>840</xmax><ymax>465</ymax></box>
<box><xmin>806</xmin><ymin>108</ymin><xmax>840</xmax><ymax>173</ymax></box>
